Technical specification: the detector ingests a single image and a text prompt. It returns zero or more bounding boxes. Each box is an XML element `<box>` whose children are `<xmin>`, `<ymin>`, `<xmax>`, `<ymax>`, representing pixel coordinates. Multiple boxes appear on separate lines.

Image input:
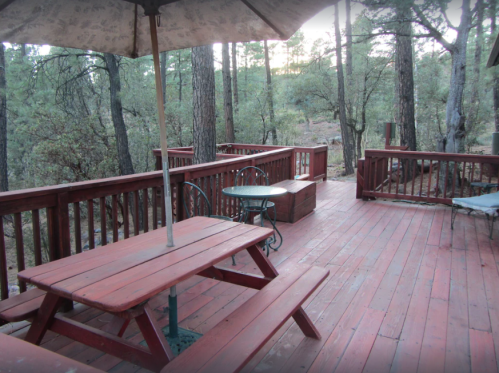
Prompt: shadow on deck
<box><xmin>3</xmin><ymin>180</ymin><xmax>499</xmax><ymax>373</ymax></box>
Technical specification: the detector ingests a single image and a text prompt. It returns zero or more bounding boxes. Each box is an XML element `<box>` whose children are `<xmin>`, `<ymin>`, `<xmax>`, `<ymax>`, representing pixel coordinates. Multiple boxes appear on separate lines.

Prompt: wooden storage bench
<box><xmin>269</xmin><ymin>179</ymin><xmax>316</xmax><ymax>223</ymax></box>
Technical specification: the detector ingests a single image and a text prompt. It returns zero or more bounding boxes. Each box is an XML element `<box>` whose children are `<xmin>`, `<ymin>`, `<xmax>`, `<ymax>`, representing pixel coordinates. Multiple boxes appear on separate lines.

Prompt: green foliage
<box><xmin>2</xmin><ymin>4</ymin><xmax>497</xmax><ymax>190</ymax></box>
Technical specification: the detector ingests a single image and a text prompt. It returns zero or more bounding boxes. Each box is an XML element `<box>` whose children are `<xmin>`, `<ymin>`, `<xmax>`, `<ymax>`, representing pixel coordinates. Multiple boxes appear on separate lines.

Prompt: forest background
<box><xmin>0</xmin><ymin>0</ymin><xmax>497</xmax><ymax>193</ymax></box>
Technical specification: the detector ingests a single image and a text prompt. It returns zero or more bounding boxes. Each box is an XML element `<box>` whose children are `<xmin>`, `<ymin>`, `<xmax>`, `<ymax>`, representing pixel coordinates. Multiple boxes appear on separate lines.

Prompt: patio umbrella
<box><xmin>0</xmin><ymin>0</ymin><xmax>337</xmax><ymax>342</ymax></box>
<box><xmin>0</xmin><ymin>0</ymin><xmax>336</xmax><ymax>248</ymax></box>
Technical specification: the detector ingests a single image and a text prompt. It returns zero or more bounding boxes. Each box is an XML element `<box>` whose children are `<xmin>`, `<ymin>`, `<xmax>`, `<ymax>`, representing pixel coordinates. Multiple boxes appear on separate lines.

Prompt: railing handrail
<box><xmin>365</xmin><ymin>149</ymin><xmax>499</xmax><ymax>163</ymax></box>
<box><xmin>0</xmin><ymin>148</ymin><xmax>293</xmax><ymax>205</ymax></box>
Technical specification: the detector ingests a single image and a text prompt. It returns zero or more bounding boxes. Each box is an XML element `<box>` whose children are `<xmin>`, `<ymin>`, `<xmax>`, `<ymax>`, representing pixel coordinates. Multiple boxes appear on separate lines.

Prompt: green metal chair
<box><xmin>235</xmin><ymin>166</ymin><xmax>281</xmax><ymax>255</ymax></box>
<box><xmin>181</xmin><ymin>182</ymin><xmax>236</xmax><ymax>265</ymax></box>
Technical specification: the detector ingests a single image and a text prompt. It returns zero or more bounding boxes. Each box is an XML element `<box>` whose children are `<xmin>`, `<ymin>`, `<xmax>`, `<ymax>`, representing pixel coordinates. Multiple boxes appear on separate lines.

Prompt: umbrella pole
<box><xmin>149</xmin><ymin>15</ymin><xmax>178</xmax><ymax>338</ymax></box>
<box><xmin>149</xmin><ymin>14</ymin><xmax>174</xmax><ymax>247</ymax></box>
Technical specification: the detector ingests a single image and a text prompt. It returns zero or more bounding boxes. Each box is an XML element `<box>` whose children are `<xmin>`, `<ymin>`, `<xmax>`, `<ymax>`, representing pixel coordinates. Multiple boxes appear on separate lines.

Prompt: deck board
<box><xmin>3</xmin><ymin>180</ymin><xmax>499</xmax><ymax>373</ymax></box>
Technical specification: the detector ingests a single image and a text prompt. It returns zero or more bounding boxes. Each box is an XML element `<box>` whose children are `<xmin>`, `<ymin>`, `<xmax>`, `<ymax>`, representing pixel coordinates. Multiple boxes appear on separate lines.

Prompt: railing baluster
<box><xmin>427</xmin><ymin>161</ymin><xmax>433</xmax><ymax>201</ymax></box>
<box><xmin>112</xmin><ymin>195</ymin><xmax>118</xmax><ymax>242</ymax></box>
<box><xmin>443</xmin><ymin>161</ymin><xmax>450</xmax><ymax>198</ymax></box>
<box><xmin>88</xmin><ymin>200</ymin><xmax>94</xmax><ymax>250</ymax></box>
<box><xmin>402</xmin><ymin>160</ymin><xmax>407</xmax><ymax>195</ymax></box>
<box><xmin>395</xmin><ymin>158</ymin><xmax>401</xmax><ymax>195</ymax></box>
<box><xmin>435</xmin><ymin>161</ymin><xmax>441</xmax><ymax>197</ymax></box>
<box><xmin>388</xmin><ymin>157</ymin><xmax>393</xmax><ymax>193</ymax></box>
<box><xmin>161</xmin><ymin>188</ymin><xmax>166</xmax><ymax>227</ymax></box>
<box><xmin>14</xmin><ymin>213</ymin><xmax>26</xmax><ymax>293</ymax></box>
<box><xmin>74</xmin><ymin>203</ymin><xmax>82</xmax><ymax>253</ymax></box>
<box><xmin>123</xmin><ymin>192</ymin><xmax>130</xmax><ymax>238</ymax></box>
<box><xmin>143</xmin><ymin>189</ymin><xmax>149</xmax><ymax>233</ymax></box>
<box><xmin>419</xmin><ymin>160</ymin><xmax>424</xmax><ymax>196</ymax></box>
<box><xmin>100</xmin><ymin>197</ymin><xmax>107</xmax><ymax>246</ymax></box>
<box><xmin>134</xmin><ymin>190</ymin><xmax>139</xmax><ymax>236</ymax></box>
<box><xmin>411</xmin><ymin>160</ymin><xmax>416</xmax><ymax>196</ymax></box>
<box><xmin>152</xmin><ymin>188</ymin><xmax>158</xmax><ymax>229</ymax></box>
<box><xmin>451</xmin><ymin>162</ymin><xmax>458</xmax><ymax>198</ymax></box>
<box><xmin>0</xmin><ymin>217</ymin><xmax>8</xmax><ymax>300</ymax></box>
<box><xmin>461</xmin><ymin>162</ymin><xmax>466</xmax><ymax>197</ymax></box>
<box><xmin>32</xmin><ymin>209</ymin><xmax>42</xmax><ymax>265</ymax></box>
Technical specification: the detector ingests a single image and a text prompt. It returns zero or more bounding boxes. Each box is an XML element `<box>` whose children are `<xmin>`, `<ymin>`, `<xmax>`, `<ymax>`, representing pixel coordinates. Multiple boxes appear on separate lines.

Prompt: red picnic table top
<box><xmin>19</xmin><ymin>216</ymin><xmax>273</xmax><ymax>313</ymax></box>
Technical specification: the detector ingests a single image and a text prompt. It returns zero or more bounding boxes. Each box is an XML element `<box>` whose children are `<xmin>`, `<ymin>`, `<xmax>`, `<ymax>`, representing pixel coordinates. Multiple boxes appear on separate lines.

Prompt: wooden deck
<box><xmin>3</xmin><ymin>180</ymin><xmax>499</xmax><ymax>373</ymax></box>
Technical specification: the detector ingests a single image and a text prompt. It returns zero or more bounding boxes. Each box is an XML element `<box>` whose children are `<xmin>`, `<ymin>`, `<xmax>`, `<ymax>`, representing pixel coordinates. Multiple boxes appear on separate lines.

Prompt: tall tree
<box><xmin>264</xmin><ymin>40</ymin><xmax>277</xmax><ymax>145</ymax></box>
<box><xmin>0</xmin><ymin>43</ymin><xmax>7</xmax><ymax>192</ymax></box>
<box><xmin>231</xmin><ymin>43</ymin><xmax>239</xmax><ymax>113</ymax></box>
<box><xmin>192</xmin><ymin>45</ymin><xmax>216</xmax><ymax>164</ymax></box>
<box><xmin>396</xmin><ymin>3</ymin><xmax>416</xmax><ymax>152</ymax></box>
<box><xmin>222</xmin><ymin>43</ymin><xmax>235</xmax><ymax>143</ymax></box>
<box><xmin>490</xmin><ymin>0</ymin><xmax>499</xmax><ymax>132</ymax></box>
<box><xmin>160</xmin><ymin>51</ymin><xmax>168</xmax><ymax>105</ymax></box>
<box><xmin>465</xmin><ymin>0</ymin><xmax>484</xmax><ymax>146</ymax></box>
<box><xmin>413</xmin><ymin>0</ymin><xmax>474</xmax><ymax>154</ymax></box>
<box><xmin>103</xmin><ymin>53</ymin><xmax>135</xmax><ymax>176</ymax></box>
<box><xmin>335</xmin><ymin>3</ymin><xmax>355</xmax><ymax>175</ymax></box>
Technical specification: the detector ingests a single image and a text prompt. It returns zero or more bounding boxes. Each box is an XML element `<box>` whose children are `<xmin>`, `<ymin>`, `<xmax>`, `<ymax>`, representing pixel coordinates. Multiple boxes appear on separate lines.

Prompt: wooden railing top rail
<box><xmin>0</xmin><ymin>148</ymin><xmax>293</xmax><ymax>206</ymax></box>
<box><xmin>365</xmin><ymin>149</ymin><xmax>499</xmax><ymax>163</ymax></box>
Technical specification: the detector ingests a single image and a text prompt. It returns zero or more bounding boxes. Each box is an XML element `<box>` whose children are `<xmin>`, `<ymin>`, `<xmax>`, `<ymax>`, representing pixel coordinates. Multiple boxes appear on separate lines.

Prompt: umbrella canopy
<box><xmin>0</xmin><ymin>0</ymin><xmax>335</xmax><ymax>58</ymax></box>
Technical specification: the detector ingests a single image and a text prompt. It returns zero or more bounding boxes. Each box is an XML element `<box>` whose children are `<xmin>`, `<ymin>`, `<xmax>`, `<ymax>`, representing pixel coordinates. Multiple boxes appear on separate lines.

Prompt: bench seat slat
<box><xmin>0</xmin><ymin>288</ymin><xmax>46</xmax><ymax>323</ymax></box>
<box><xmin>162</xmin><ymin>264</ymin><xmax>328</xmax><ymax>373</ymax></box>
<box><xmin>0</xmin><ymin>332</ymin><xmax>103</xmax><ymax>372</ymax></box>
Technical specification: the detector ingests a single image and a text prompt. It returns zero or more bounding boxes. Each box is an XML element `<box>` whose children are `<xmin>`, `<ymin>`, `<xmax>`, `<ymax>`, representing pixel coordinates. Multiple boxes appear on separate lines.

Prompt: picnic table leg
<box><xmin>247</xmin><ymin>244</ymin><xmax>279</xmax><ymax>279</ymax></box>
<box><xmin>292</xmin><ymin>307</ymin><xmax>321</xmax><ymax>339</ymax></box>
<box><xmin>103</xmin><ymin>316</ymin><xmax>130</xmax><ymax>338</ymax></box>
<box><xmin>136</xmin><ymin>303</ymin><xmax>174</xmax><ymax>371</ymax></box>
<box><xmin>25</xmin><ymin>292</ymin><xmax>62</xmax><ymax>345</ymax></box>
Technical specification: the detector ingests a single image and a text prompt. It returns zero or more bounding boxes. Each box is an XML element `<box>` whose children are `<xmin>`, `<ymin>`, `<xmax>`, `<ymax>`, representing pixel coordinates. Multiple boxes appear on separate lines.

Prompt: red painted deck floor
<box><xmin>3</xmin><ymin>180</ymin><xmax>499</xmax><ymax>373</ymax></box>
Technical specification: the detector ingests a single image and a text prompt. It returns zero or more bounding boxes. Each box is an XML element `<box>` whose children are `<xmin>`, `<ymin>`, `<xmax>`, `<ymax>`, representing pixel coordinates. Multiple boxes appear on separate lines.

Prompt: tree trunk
<box><xmin>397</xmin><ymin>6</ymin><xmax>417</xmax><ymax>152</ymax></box>
<box><xmin>192</xmin><ymin>45</ymin><xmax>216</xmax><ymax>164</ymax></box>
<box><xmin>334</xmin><ymin>3</ymin><xmax>355</xmax><ymax>175</ymax></box>
<box><xmin>177</xmin><ymin>51</ymin><xmax>182</xmax><ymax>103</ymax></box>
<box><xmin>244</xmin><ymin>43</ymin><xmax>248</xmax><ymax>101</ymax></box>
<box><xmin>465</xmin><ymin>0</ymin><xmax>483</xmax><ymax>148</ymax></box>
<box><xmin>232</xmin><ymin>43</ymin><xmax>239</xmax><ymax>113</ymax></box>
<box><xmin>264</xmin><ymin>40</ymin><xmax>277</xmax><ymax>145</ymax></box>
<box><xmin>442</xmin><ymin>0</ymin><xmax>471</xmax><ymax>154</ymax></box>
<box><xmin>160</xmin><ymin>51</ymin><xmax>168</xmax><ymax>105</ymax></box>
<box><xmin>222</xmin><ymin>43</ymin><xmax>235</xmax><ymax>143</ymax></box>
<box><xmin>103</xmin><ymin>53</ymin><xmax>135</xmax><ymax>177</ymax></box>
<box><xmin>490</xmin><ymin>0</ymin><xmax>499</xmax><ymax>132</ymax></box>
<box><xmin>345</xmin><ymin>0</ymin><xmax>354</xmax><ymax>121</ymax></box>
<box><xmin>0</xmin><ymin>44</ymin><xmax>7</xmax><ymax>192</ymax></box>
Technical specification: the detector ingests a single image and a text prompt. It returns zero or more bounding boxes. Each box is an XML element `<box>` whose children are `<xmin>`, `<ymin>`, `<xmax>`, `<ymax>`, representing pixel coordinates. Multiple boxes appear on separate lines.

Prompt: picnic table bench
<box><xmin>162</xmin><ymin>264</ymin><xmax>328</xmax><ymax>373</ymax></box>
<box><xmin>0</xmin><ymin>332</ymin><xmax>103</xmax><ymax>373</ymax></box>
<box><xmin>0</xmin><ymin>288</ymin><xmax>46</xmax><ymax>325</ymax></box>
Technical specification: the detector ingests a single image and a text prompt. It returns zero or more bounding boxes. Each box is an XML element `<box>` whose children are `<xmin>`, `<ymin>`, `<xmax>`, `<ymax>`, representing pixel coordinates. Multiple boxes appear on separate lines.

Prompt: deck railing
<box><xmin>357</xmin><ymin>149</ymin><xmax>499</xmax><ymax>204</ymax></box>
<box><xmin>0</xmin><ymin>147</ymin><xmax>295</xmax><ymax>300</ymax></box>
<box><xmin>154</xmin><ymin>143</ymin><xmax>328</xmax><ymax>182</ymax></box>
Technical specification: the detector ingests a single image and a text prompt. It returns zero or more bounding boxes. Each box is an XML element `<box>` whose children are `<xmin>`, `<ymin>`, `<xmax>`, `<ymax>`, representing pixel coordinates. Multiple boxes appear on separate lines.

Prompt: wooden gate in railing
<box><xmin>0</xmin><ymin>148</ymin><xmax>293</xmax><ymax>300</ymax></box>
<box><xmin>357</xmin><ymin>150</ymin><xmax>499</xmax><ymax>204</ymax></box>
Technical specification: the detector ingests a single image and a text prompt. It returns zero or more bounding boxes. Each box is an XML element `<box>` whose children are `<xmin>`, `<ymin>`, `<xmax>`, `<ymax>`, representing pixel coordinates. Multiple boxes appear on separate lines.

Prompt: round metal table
<box><xmin>222</xmin><ymin>185</ymin><xmax>288</xmax><ymax>256</ymax></box>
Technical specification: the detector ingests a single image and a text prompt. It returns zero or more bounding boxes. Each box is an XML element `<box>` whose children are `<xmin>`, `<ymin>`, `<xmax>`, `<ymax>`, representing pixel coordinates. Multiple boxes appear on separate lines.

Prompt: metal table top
<box><xmin>222</xmin><ymin>185</ymin><xmax>288</xmax><ymax>199</ymax></box>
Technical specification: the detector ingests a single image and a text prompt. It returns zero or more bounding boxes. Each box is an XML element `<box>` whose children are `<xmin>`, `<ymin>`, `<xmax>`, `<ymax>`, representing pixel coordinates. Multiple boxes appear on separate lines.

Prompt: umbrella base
<box><xmin>140</xmin><ymin>326</ymin><xmax>203</xmax><ymax>356</ymax></box>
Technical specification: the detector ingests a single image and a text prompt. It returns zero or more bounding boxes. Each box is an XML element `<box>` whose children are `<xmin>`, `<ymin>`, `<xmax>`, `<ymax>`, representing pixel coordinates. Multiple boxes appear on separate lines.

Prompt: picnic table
<box><xmin>17</xmin><ymin>216</ymin><xmax>327</xmax><ymax>373</ymax></box>
<box><xmin>17</xmin><ymin>217</ymin><xmax>273</xmax><ymax>371</ymax></box>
